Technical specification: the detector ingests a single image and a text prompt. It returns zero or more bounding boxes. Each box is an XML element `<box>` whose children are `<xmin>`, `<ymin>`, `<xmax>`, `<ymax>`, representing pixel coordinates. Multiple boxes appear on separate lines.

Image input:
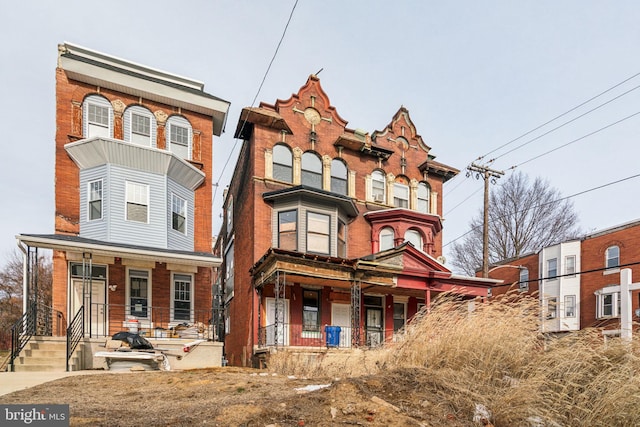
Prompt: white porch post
<box><xmin>620</xmin><ymin>268</ymin><xmax>640</xmax><ymax>341</ymax></box>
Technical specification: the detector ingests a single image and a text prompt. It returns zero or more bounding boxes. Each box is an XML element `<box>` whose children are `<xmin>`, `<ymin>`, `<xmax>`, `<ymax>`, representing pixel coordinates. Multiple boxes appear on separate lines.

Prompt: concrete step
<box><xmin>19</xmin><ymin>356</ymin><xmax>66</xmax><ymax>365</ymax></box>
<box><xmin>28</xmin><ymin>342</ymin><xmax>67</xmax><ymax>351</ymax></box>
<box><xmin>23</xmin><ymin>350</ymin><xmax>67</xmax><ymax>358</ymax></box>
<box><xmin>13</xmin><ymin>364</ymin><xmax>67</xmax><ymax>373</ymax></box>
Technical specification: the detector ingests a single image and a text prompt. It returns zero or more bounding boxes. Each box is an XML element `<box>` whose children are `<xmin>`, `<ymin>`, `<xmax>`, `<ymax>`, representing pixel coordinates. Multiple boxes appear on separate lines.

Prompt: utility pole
<box><xmin>467</xmin><ymin>163</ymin><xmax>504</xmax><ymax>278</ymax></box>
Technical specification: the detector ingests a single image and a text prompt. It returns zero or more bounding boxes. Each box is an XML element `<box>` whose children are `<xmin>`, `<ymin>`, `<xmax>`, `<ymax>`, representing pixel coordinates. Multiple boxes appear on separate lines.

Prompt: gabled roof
<box><xmin>360</xmin><ymin>242</ymin><xmax>450</xmax><ymax>278</ymax></box>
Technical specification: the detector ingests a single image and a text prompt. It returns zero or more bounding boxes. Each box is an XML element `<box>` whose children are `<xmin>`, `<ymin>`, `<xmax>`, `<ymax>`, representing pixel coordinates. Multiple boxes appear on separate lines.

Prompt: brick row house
<box><xmin>487</xmin><ymin>219</ymin><xmax>640</xmax><ymax>337</ymax></box>
<box><xmin>16</xmin><ymin>43</ymin><xmax>229</xmax><ymax>355</ymax></box>
<box><xmin>215</xmin><ymin>75</ymin><xmax>500</xmax><ymax>367</ymax></box>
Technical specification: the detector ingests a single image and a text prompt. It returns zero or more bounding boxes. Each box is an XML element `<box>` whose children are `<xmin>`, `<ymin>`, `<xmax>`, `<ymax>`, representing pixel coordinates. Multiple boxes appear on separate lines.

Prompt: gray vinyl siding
<box><xmin>108</xmin><ymin>165</ymin><xmax>166</xmax><ymax>248</ymax></box>
<box><xmin>271</xmin><ymin>199</ymin><xmax>340</xmax><ymax>256</ymax></box>
<box><xmin>79</xmin><ymin>165</ymin><xmax>109</xmax><ymax>240</ymax></box>
<box><xmin>167</xmin><ymin>178</ymin><xmax>194</xmax><ymax>251</ymax></box>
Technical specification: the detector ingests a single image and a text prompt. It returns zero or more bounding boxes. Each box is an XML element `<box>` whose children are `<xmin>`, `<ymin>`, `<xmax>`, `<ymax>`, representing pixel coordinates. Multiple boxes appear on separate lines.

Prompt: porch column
<box><xmin>425</xmin><ymin>287</ymin><xmax>431</xmax><ymax>311</ymax></box>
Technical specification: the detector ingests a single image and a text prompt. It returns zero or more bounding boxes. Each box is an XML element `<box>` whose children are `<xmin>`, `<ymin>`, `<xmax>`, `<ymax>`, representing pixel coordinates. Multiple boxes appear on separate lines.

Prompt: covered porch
<box><xmin>250</xmin><ymin>245</ymin><xmax>498</xmax><ymax>354</ymax></box>
<box><xmin>11</xmin><ymin>234</ymin><xmax>224</xmax><ymax>371</ymax></box>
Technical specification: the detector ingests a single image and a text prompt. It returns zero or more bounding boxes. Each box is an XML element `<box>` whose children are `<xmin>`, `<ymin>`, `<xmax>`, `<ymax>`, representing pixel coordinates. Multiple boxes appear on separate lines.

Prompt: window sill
<box><xmin>603</xmin><ymin>268</ymin><xmax>620</xmax><ymax>275</ymax></box>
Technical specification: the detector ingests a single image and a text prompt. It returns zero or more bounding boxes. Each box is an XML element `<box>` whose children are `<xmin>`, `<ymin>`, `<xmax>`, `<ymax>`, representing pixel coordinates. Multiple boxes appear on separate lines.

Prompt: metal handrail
<box><xmin>66</xmin><ymin>306</ymin><xmax>84</xmax><ymax>372</ymax></box>
<box><xmin>9</xmin><ymin>302</ymin><xmax>65</xmax><ymax>371</ymax></box>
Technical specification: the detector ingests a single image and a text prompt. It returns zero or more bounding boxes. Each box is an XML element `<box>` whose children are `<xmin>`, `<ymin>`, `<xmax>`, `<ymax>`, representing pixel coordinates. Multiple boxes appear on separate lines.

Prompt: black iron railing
<box><xmin>10</xmin><ymin>302</ymin><xmax>65</xmax><ymax>371</ymax></box>
<box><xmin>66</xmin><ymin>306</ymin><xmax>84</xmax><ymax>372</ymax></box>
<box><xmin>87</xmin><ymin>303</ymin><xmax>215</xmax><ymax>339</ymax></box>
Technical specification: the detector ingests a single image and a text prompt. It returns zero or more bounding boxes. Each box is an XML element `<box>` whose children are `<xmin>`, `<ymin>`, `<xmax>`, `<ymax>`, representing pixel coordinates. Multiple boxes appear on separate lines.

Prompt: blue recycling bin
<box><xmin>325</xmin><ymin>325</ymin><xmax>341</xmax><ymax>348</ymax></box>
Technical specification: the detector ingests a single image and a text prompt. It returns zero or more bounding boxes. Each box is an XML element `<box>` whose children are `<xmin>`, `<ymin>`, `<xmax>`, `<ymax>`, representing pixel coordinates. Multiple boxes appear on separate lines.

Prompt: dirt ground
<box><xmin>0</xmin><ymin>367</ymin><xmax>470</xmax><ymax>427</ymax></box>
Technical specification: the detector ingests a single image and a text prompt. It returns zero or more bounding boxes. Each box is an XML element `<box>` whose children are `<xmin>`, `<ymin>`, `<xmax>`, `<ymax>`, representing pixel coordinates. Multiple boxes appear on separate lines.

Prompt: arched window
<box><xmin>272</xmin><ymin>144</ymin><xmax>293</xmax><ymax>183</ymax></box>
<box><xmin>404</xmin><ymin>229</ymin><xmax>423</xmax><ymax>251</ymax></box>
<box><xmin>331</xmin><ymin>159</ymin><xmax>348</xmax><ymax>195</ymax></box>
<box><xmin>83</xmin><ymin>94</ymin><xmax>113</xmax><ymax>138</ymax></box>
<box><xmin>606</xmin><ymin>246</ymin><xmax>620</xmax><ymax>269</ymax></box>
<box><xmin>417</xmin><ymin>182</ymin><xmax>430</xmax><ymax>213</ymax></box>
<box><xmin>379</xmin><ymin>227</ymin><xmax>395</xmax><ymax>251</ymax></box>
<box><xmin>166</xmin><ymin>115</ymin><xmax>192</xmax><ymax>160</ymax></box>
<box><xmin>372</xmin><ymin>170</ymin><xmax>386</xmax><ymax>203</ymax></box>
<box><xmin>124</xmin><ymin>105</ymin><xmax>156</xmax><ymax>147</ymax></box>
<box><xmin>301</xmin><ymin>152</ymin><xmax>322</xmax><ymax>189</ymax></box>
<box><xmin>393</xmin><ymin>178</ymin><xmax>409</xmax><ymax>208</ymax></box>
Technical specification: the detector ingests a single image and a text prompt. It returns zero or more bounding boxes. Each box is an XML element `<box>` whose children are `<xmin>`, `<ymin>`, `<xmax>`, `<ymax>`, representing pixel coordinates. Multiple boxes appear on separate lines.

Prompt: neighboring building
<box><xmin>216</xmin><ymin>75</ymin><xmax>499</xmax><ymax>367</ymax></box>
<box><xmin>17</xmin><ymin>43</ymin><xmax>229</xmax><ymax>341</ymax></box>
<box><xmin>486</xmin><ymin>219</ymin><xmax>640</xmax><ymax>336</ymax></box>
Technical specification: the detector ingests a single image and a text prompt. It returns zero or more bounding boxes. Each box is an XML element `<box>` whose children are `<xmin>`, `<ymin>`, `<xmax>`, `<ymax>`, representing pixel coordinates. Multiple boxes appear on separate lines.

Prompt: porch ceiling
<box><xmin>16</xmin><ymin>234</ymin><xmax>221</xmax><ymax>267</ymax></box>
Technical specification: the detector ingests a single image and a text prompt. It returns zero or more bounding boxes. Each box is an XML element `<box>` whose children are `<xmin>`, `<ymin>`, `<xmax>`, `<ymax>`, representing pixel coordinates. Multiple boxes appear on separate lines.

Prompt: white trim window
<box><xmin>379</xmin><ymin>227</ymin><xmax>394</xmax><ymax>251</ymax></box>
<box><xmin>331</xmin><ymin>159</ymin><xmax>348</xmax><ymax>195</ymax></box>
<box><xmin>88</xmin><ymin>179</ymin><xmax>103</xmax><ymax>221</ymax></box>
<box><xmin>272</xmin><ymin>144</ymin><xmax>293</xmax><ymax>183</ymax></box>
<box><xmin>565</xmin><ymin>255</ymin><xmax>576</xmax><ymax>277</ymax></box>
<box><xmin>565</xmin><ymin>295</ymin><xmax>576</xmax><ymax>318</ymax></box>
<box><xmin>519</xmin><ymin>267</ymin><xmax>529</xmax><ymax>292</ymax></box>
<box><xmin>301</xmin><ymin>152</ymin><xmax>322</xmax><ymax>189</ymax></box>
<box><xmin>172</xmin><ymin>273</ymin><xmax>193</xmax><ymax>322</ymax></box>
<box><xmin>404</xmin><ymin>229</ymin><xmax>423</xmax><ymax>251</ymax></box>
<box><xmin>417</xmin><ymin>182</ymin><xmax>430</xmax><ymax>213</ymax></box>
<box><xmin>128</xmin><ymin>269</ymin><xmax>150</xmax><ymax>319</ymax></box>
<box><xmin>371</xmin><ymin>170</ymin><xmax>386</xmax><ymax>203</ymax></box>
<box><xmin>166</xmin><ymin>116</ymin><xmax>192</xmax><ymax>160</ymax></box>
<box><xmin>278</xmin><ymin>210</ymin><xmax>297</xmax><ymax>251</ymax></box>
<box><xmin>131</xmin><ymin>112</ymin><xmax>151</xmax><ymax>145</ymax></box>
<box><xmin>606</xmin><ymin>246</ymin><xmax>620</xmax><ymax>270</ymax></box>
<box><xmin>596</xmin><ymin>291</ymin><xmax>620</xmax><ymax>319</ymax></box>
<box><xmin>337</xmin><ymin>220</ymin><xmax>347</xmax><ymax>258</ymax></box>
<box><xmin>171</xmin><ymin>194</ymin><xmax>187</xmax><ymax>234</ymax></box>
<box><xmin>226</xmin><ymin>195</ymin><xmax>233</xmax><ymax>234</ymax></box>
<box><xmin>546</xmin><ymin>297</ymin><xmax>557</xmax><ymax>319</ymax></box>
<box><xmin>126</xmin><ymin>181</ymin><xmax>149</xmax><ymax>223</ymax></box>
<box><xmin>224</xmin><ymin>242</ymin><xmax>235</xmax><ymax>303</ymax></box>
<box><xmin>302</xmin><ymin>289</ymin><xmax>321</xmax><ymax>333</ymax></box>
<box><xmin>393</xmin><ymin>182</ymin><xmax>409</xmax><ymax>208</ymax></box>
<box><xmin>547</xmin><ymin>258</ymin><xmax>558</xmax><ymax>280</ymax></box>
<box><xmin>84</xmin><ymin>95</ymin><xmax>112</xmax><ymax>138</ymax></box>
<box><xmin>307</xmin><ymin>211</ymin><xmax>330</xmax><ymax>254</ymax></box>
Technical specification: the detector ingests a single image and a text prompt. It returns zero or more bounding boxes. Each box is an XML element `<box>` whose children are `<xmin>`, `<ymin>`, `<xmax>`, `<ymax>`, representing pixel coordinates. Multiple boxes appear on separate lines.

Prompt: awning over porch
<box><xmin>16</xmin><ymin>234</ymin><xmax>221</xmax><ymax>267</ymax></box>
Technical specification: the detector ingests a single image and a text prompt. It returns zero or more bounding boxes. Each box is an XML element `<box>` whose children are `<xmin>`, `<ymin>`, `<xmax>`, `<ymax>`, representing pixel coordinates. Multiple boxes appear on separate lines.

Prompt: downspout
<box><xmin>16</xmin><ymin>238</ymin><xmax>28</xmax><ymax>315</ymax></box>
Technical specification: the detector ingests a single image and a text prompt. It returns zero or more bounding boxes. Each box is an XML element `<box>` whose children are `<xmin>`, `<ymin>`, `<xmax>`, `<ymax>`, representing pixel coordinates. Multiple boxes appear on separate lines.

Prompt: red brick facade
<box><xmin>218</xmin><ymin>76</ymin><xmax>495</xmax><ymax>366</ymax></box>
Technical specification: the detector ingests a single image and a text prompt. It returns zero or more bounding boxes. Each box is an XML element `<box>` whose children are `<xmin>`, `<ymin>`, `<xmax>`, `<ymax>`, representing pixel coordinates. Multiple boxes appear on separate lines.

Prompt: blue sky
<box><xmin>2</xmin><ymin>1</ymin><xmax>639</xmax><ymax>272</ymax></box>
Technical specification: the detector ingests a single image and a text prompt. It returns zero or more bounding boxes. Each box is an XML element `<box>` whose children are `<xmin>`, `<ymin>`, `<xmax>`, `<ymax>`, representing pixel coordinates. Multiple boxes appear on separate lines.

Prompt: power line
<box><xmin>493</xmin><ymin>260</ymin><xmax>640</xmax><ymax>289</ymax></box>
<box><xmin>212</xmin><ymin>0</ymin><xmax>299</xmax><ymax>205</ymax></box>
<box><xmin>509</xmin><ymin>110</ymin><xmax>640</xmax><ymax>169</ymax></box>
<box><xmin>477</xmin><ymin>71</ymin><xmax>640</xmax><ymax>163</ymax></box>
<box><xmin>443</xmin><ymin>172</ymin><xmax>640</xmax><ymax>248</ymax></box>
<box><xmin>487</xmin><ymin>83</ymin><xmax>640</xmax><ymax>165</ymax></box>
<box><xmin>445</xmin><ymin>71</ymin><xmax>640</xmax><ymax>189</ymax></box>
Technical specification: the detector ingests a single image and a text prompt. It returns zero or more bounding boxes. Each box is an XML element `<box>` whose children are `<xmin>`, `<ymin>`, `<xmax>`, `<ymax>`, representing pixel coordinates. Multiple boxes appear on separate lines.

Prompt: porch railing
<box><xmin>87</xmin><ymin>303</ymin><xmax>215</xmax><ymax>339</ymax></box>
<box><xmin>10</xmin><ymin>302</ymin><xmax>65</xmax><ymax>371</ymax></box>
<box><xmin>257</xmin><ymin>323</ymin><xmax>407</xmax><ymax>349</ymax></box>
<box><xmin>66</xmin><ymin>306</ymin><xmax>84</xmax><ymax>372</ymax></box>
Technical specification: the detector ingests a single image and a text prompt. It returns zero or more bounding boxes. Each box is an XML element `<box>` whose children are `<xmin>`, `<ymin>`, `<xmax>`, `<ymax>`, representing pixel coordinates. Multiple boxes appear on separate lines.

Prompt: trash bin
<box><xmin>324</xmin><ymin>325</ymin><xmax>341</xmax><ymax>348</ymax></box>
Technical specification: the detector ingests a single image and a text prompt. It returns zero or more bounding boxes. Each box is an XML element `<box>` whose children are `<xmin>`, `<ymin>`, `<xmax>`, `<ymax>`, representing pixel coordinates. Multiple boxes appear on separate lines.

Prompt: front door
<box><xmin>265</xmin><ymin>298</ymin><xmax>289</xmax><ymax>346</ymax></box>
<box><xmin>365</xmin><ymin>307</ymin><xmax>383</xmax><ymax>347</ymax></box>
<box><xmin>72</xmin><ymin>279</ymin><xmax>106</xmax><ymax>337</ymax></box>
<box><xmin>331</xmin><ymin>303</ymin><xmax>351</xmax><ymax>348</ymax></box>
